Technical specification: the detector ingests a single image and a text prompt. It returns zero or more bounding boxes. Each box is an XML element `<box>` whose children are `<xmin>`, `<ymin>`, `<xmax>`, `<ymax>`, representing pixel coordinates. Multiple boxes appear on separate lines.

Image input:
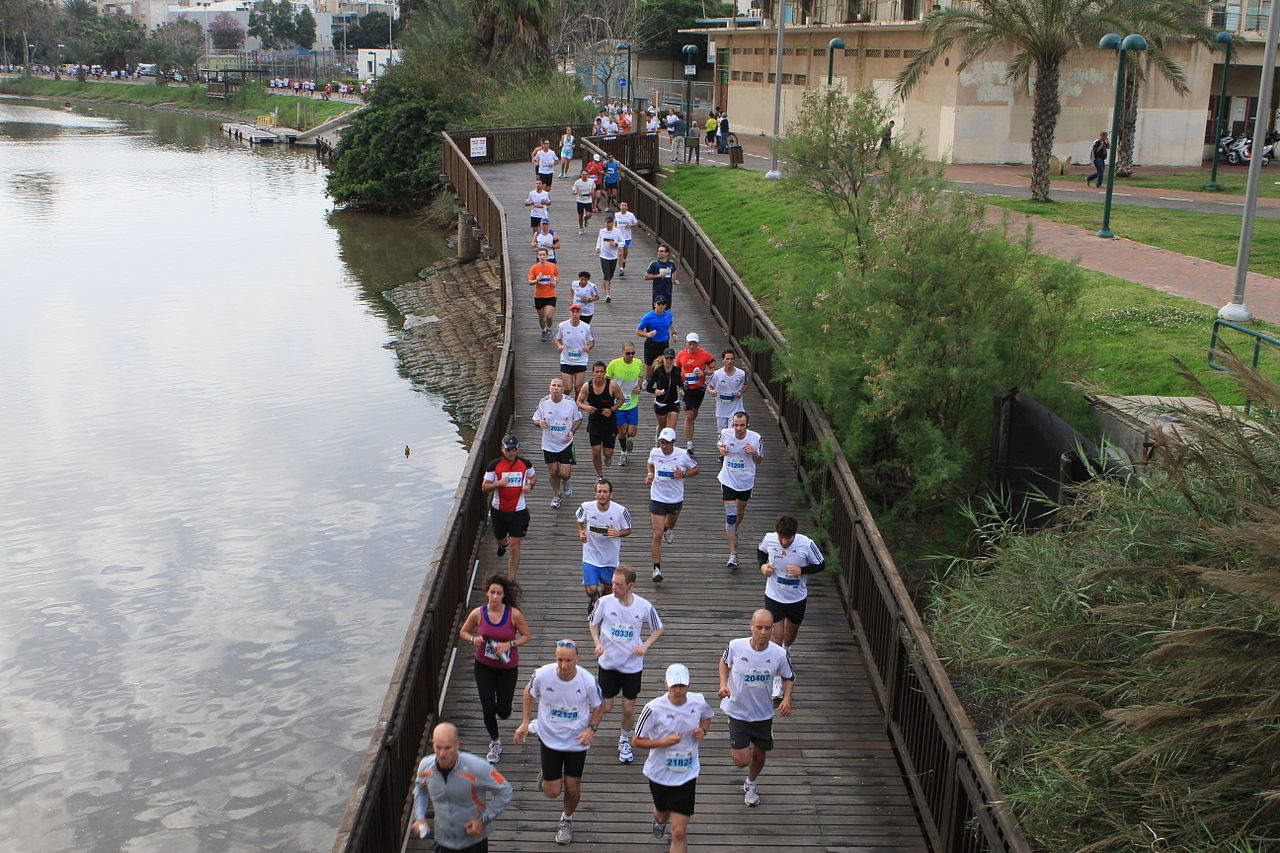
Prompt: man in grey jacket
<box><xmin>411</xmin><ymin>722</ymin><xmax>513</xmax><ymax>852</ymax></box>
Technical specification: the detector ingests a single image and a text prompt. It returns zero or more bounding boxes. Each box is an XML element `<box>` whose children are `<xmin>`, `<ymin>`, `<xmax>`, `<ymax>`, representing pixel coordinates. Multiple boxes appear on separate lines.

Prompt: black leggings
<box><xmin>474</xmin><ymin>661</ymin><xmax>519</xmax><ymax>740</ymax></box>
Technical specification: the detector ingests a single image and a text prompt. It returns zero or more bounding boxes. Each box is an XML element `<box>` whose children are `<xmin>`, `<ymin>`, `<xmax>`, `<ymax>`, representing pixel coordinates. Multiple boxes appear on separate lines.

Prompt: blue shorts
<box><xmin>623</xmin><ymin>238</ymin><xmax>632</xmax><ymax>248</ymax></box>
<box><xmin>616</xmin><ymin>406</ymin><xmax>639</xmax><ymax>427</ymax></box>
<box><xmin>583</xmin><ymin>562</ymin><xmax>616</xmax><ymax>586</ymax></box>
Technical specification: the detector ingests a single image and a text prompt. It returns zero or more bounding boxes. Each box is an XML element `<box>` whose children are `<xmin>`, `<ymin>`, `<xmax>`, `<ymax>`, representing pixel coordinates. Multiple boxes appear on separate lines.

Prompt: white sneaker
<box><xmin>618</xmin><ymin>267</ymin><xmax>625</xmax><ymax>277</ymax></box>
<box><xmin>578</xmin><ymin>228</ymin><xmax>585</xmax><ymax>235</ymax></box>
<box><xmin>651</xmin><ymin>565</ymin><xmax>664</xmax><ymax>582</ymax></box>
<box><xmin>743</xmin><ymin>779</ymin><xmax>760</xmax><ymax>807</ymax></box>
<box><xmin>652</xmin><ymin>819</ymin><xmax>668</xmax><ymax>839</ymax></box>
<box><xmin>662</xmin><ymin>528</ymin><xmax>674</xmax><ymax>544</ymax></box>
<box><xmin>486</xmin><ymin>740</ymin><xmax>502</xmax><ymax>763</ymax></box>
<box><xmin>618</xmin><ymin>739</ymin><xmax>634</xmax><ymax>763</ymax></box>
<box><xmin>551</xmin><ymin>493</ymin><xmax>562</xmax><ymax>509</ymax></box>
<box><xmin>555</xmin><ymin>817</ymin><xmax>573</xmax><ymax>845</ymax></box>
<box><xmin>685</xmin><ymin>442</ymin><xmax>694</xmax><ymax>454</ymax></box>
<box><xmin>614</xmin><ymin>452</ymin><xmax>628</xmax><ymax>466</ymax></box>
<box><xmin>771</xmin><ymin>675</ymin><xmax>783</xmax><ymax>699</ymax></box>
<box><xmin>726</xmin><ymin>553</ymin><xmax>739</xmax><ymax>568</ymax></box>
<box><xmin>563</xmin><ymin>483</ymin><xmax>573</xmax><ymax>498</ymax></box>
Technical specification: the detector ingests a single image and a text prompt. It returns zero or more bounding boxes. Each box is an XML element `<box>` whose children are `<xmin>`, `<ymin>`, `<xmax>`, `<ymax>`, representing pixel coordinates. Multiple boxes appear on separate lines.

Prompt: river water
<box><xmin>0</xmin><ymin>96</ymin><xmax>464</xmax><ymax>852</ymax></box>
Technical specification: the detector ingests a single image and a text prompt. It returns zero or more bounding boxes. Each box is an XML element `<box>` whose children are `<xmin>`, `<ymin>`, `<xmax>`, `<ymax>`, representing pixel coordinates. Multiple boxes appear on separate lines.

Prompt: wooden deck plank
<box><xmin>416</xmin><ymin>161</ymin><xmax>927</xmax><ymax>852</ymax></box>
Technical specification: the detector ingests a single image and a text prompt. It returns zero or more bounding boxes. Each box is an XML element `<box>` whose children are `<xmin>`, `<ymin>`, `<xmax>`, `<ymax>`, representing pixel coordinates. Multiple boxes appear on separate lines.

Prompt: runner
<box><xmin>410</xmin><ymin>722</ymin><xmax>513</xmax><ymax>850</ymax></box>
<box><xmin>595</xmin><ymin>215</ymin><xmax>625</xmax><ymax>303</ymax></box>
<box><xmin>717</xmin><ymin>609</ymin><xmax>794</xmax><ymax>807</ymax></box>
<box><xmin>458</xmin><ymin>573</ymin><xmax>533</xmax><ymax>763</ymax></box>
<box><xmin>646</xmin><ymin>348</ymin><xmax>681</xmax><ymax>441</ymax></box>
<box><xmin>572</xmin><ymin>169</ymin><xmax>595</xmax><ymax>235</ymax></box>
<box><xmin>636</xmin><ymin>296</ymin><xmax>675</xmax><ymax>381</ymax></box>
<box><xmin>584</xmin><ymin>154</ymin><xmax>605</xmax><ymax>212</ymax></box>
<box><xmin>532</xmin><ymin>377</ymin><xmax>582</xmax><ymax>509</ymax></box>
<box><xmin>577</xmin><ymin>362</ymin><xmax>624</xmax><ymax>476</ymax></box>
<box><xmin>673</xmin><ymin>333</ymin><xmax>715</xmax><ymax>455</ymax></box>
<box><xmin>570</xmin><ymin>271</ymin><xmax>601</xmax><ymax>324</ymax></box>
<box><xmin>644</xmin><ymin>245</ymin><xmax>679</xmax><ymax>310</ymax></box>
<box><xmin>633</xmin><ymin>663</ymin><xmax>714</xmax><ymax>850</ymax></box>
<box><xmin>708</xmin><ymin>349</ymin><xmax>749</xmax><ymax>432</ymax></box>
<box><xmin>481</xmin><ymin>433</ymin><xmax>537</xmax><ymax>578</ymax></box>
<box><xmin>758</xmin><ymin>514</ymin><xmax>825</xmax><ymax>697</ymax></box>
<box><xmin>514</xmin><ymin>640</ymin><xmax>606</xmax><ymax>846</ymax></box>
<box><xmin>531</xmin><ymin>138</ymin><xmax>559</xmax><ymax>187</ymax></box>
<box><xmin>645</xmin><ymin>427</ymin><xmax>699</xmax><ymax>582</ymax></box>
<box><xmin>606</xmin><ymin>343</ymin><xmax>644</xmax><ymax>467</ymax></box>
<box><xmin>613</xmin><ymin>200</ymin><xmax>638</xmax><ymax>277</ymax></box>
<box><xmin>589</xmin><ymin>566</ymin><xmax>665</xmax><ymax>763</ymax></box>
<box><xmin>532</xmin><ymin>219</ymin><xmax>560</xmax><ymax>264</ymax></box>
<box><xmin>717</xmin><ymin>412</ymin><xmax>764</xmax><ymax>569</ymax></box>
<box><xmin>575</xmin><ymin>479</ymin><xmax>633</xmax><ymax>613</ymax></box>
<box><xmin>558</xmin><ymin>126</ymin><xmax>576</xmax><ymax>178</ymax></box>
<box><xmin>528</xmin><ymin>247</ymin><xmax>559</xmax><ymax>342</ymax></box>
<box><xmin>555</xmin><ymin>304</ymin><xmax>595</xmax><ymax>396</ymax></box>
<box><xmin>602</xmin><ymin>152</ymin><xmax>621</xmax><ymax>209</ymax></box>
<box><xmin>525</xmin><ymin>179</ymin><xmax>552</xmax><ymax>231</ymax></box>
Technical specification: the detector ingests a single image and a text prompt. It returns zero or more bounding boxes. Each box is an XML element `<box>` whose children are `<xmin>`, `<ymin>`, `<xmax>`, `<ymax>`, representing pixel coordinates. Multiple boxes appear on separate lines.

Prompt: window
<box><xmin>844</xmin><ymin>48</ymin><xmax>859</xmax><ymax>56</ymax></box>
<box><xmin>885</xmin><ymin>48</ymin><xmax>901</xmax><ymax>58</ymax></box>
<box><xmin>782</xmin><ymin>47</ymin><xmax>793</xmax><ymax>55</ymax></box>
<box><xmin>753</xmin><ymin>71</ymin><xmax>764</xmax><ymax>82</ymax></box>
<box><xmin>768</xmin><ymin>72</ymin><xmax>776</xmax><ymax>83</ymax></box>
<box><xmin>904</xmin><ymin>49</ymin><xmax>921</xmax><ymax>58</ymax></box>
<box><xmin>793</xmin><ymin>73</ymin><xmax>807</xmax><ymax>84</ymax></box>
<box><xmin>731</xmin><ymin>70</ymin><xmax>742</xmax><ymax>80</ymax></box>
<box><xmin>813</xmin><ymin>48</ymin><xmax>826</xmax><ymax>57</ymax></box>
<box><xmin>864</xmin><ymin>48</ymin><xmax>882</xmax><ymax>57</ymax></box>
<box><xmin>782</xmin><ymin>73</ymin><xmax>793</xmax><ymax>83</ymax></box>
<box><xmin>732</xmin><ymin>47</ymin><xmax>742</xmax><ymax>54</ymax></box>
<box><xmin>754</xmin><ymin>47</ymin><xmax>765</xmax><ymax>54</ymax></box>
<box><xmin>795</xmin><ymin>48</ymin><xmax>809</xmax><ymax>55</ymax></box>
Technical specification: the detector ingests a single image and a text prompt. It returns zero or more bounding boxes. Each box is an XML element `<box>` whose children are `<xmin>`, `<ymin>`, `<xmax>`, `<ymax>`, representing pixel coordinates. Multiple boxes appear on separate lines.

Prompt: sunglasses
<box><xmin>556</xmin><ymin>639</ymin><xmax>576</xmax><ymax>648</ymax></box>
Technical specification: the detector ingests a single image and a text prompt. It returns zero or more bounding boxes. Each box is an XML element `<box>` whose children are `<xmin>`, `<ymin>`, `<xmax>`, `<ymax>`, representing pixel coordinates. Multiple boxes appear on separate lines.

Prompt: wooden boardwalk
<box><xmin>414</xmin><ymin>161</ymin><xmax>927</xmax><ymax>852</ymax></box>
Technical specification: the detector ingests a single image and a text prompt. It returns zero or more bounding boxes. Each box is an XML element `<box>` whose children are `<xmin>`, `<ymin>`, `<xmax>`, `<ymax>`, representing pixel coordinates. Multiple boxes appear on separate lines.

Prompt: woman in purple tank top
<box><xmin>459</xmin><ymin>573</ymin><xmax>533</xmax><ymax>763</ymax></box>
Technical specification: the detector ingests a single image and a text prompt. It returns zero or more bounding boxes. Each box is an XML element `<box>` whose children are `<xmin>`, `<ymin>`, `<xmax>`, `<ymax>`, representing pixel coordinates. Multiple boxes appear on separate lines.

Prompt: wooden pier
<box><xmin>411</xmin><ymin>160</ymin><xmax>929</xmax><ymax>852</ymax></box>
<box><xmin>219</xmin><ymin>122</ymin><xmax>298</xmax><ymax>144</ymax></box>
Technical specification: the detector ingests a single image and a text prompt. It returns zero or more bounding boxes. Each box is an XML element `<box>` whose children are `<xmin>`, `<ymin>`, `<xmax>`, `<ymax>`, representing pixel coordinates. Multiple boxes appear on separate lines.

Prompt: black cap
<box><xmin>663</xmin><ymin>347</ymin><xmax>676</xmax><ymax>358</ymax></box>
<box><xmin>654</xmin><ymin>294</ymin><xmax>667</xmax><ymax>304</ymax></box>
<box><xmin>501</xmin><ymin>434</ymin><xmax>519</xmax><ymax>449</ymax></box>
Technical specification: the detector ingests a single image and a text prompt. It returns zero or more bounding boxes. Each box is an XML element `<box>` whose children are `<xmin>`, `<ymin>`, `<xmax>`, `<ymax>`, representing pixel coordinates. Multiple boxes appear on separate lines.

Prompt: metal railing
<box><xmin>1209</xmin><ymin>318</ymin><xmax>1280</xmax><ymax>413</ymax></box>
<box><xmin>577</xmin><ymin>138</ymin><xmax>1031</xmax><ymax>853</ymax></box>
<box><xmin>332</xmin><ymin>132</ymin><xmax>515</xmax><ymax>853</ymax></box>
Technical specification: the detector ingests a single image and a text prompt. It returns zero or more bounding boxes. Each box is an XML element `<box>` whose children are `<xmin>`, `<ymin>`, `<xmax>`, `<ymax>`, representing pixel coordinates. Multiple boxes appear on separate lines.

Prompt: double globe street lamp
<box><xmin>1096</xmin><ymin>33</ymin><xmax>1147</xmax><ymax>239</ymax></box>
<box><xmin>1204</xmin><ymin>31</ymin><xmax>1235</xmax><ymax>191</ymax></box>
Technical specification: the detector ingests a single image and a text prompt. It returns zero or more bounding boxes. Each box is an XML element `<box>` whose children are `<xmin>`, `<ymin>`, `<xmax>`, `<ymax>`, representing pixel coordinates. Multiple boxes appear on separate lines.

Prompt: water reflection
<box><xmin>0</xmin><ymin>96</ymin><xmax>463</xmax><ymax>852</ymax></box>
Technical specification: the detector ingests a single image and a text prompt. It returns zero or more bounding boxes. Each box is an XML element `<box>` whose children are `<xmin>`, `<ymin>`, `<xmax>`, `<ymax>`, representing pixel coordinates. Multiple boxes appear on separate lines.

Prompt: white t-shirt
<box><xmin>575</xmin><ymin>500</ymin><xmax>633</xmax><ymax>568</ymax></box>
<box><xmin>647</xmin><ymin>447</ymin><xmax>697</xmax><ymax>504</ymax></box>
<box><xmin>717</xmin><ymin>427</ymin><xmax>763</xmax><ymax>492</ymax></box>
<box><xmin>646</xmin><ymin>116</ymin><xmax>659</xmax><ymax>133</ymax></box>
<box><xmin>589</xmin><ymin>592</ymin><xmax>662</xmax><ymax>673</ymax></box>
<box><xmin>533</xmin><ymin>228</ymin><xmax>558</xmax><ymax>261</ymax></box>
<box><xmin>573</xmin><ymin>178</ymin><xmax>595</xmax><ymax>204</ymax></box>
<box><xmin>528</xmin><ymin>663</ymin><xmax>603</xmax><ymax>752</ymax></box>
<box><xmin>534</xmin><ymin>148</ymin><xmax>558</xmax><ymax>174</ymax></box>
<box><xmin>532</xmin><ymin>395</ymin><xmax>581</xmax><ymax>452</ymax></box>
<box><xmin>571</xmin><ymin>280</ymin><xmax>600</xmax><ymax>317</ymax></box>
<box><xmin>526</xmin><ymin>189</ymin><xmax>551</xmax><ymax>220</ymax></box>
<box><xmin>709</xmin><ymin>367</ymin><xmax>748</xmax><ymax>419</ymax></box>
<box><xmin>596</xmin><ymin>227</ymin><xmax>624</xmax><ymax>260</ymax></box>
<box><xmin>556</xmin><ymin>320</ymin><xmax>594</xmax><ymax>366</ymax></box>
<box><xmin>719</xmin><ymin>637</ymin><xmax>793</xmax><ymax>722</ymax></box>
<box><xmin>613</xmin><ymin>210</ymin><xmax>638</xmax><ymax>242</ymax></box>
<box><xmin>759</xmin><ymin>531</ymin><xmax>825</xmax><ymax>604</ymax></box>
<box><xmin>635</xmin><ymin>691</ymin><xmax>714</xmax><ymax>786</ymax></box>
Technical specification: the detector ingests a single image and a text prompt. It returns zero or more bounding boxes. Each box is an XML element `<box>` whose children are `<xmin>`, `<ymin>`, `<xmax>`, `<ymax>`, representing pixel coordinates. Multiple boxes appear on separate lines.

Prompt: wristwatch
<box><xmin>589</xmin><ymin>724</ymin><xmax>599</xmax><ymax>732</ymax></box>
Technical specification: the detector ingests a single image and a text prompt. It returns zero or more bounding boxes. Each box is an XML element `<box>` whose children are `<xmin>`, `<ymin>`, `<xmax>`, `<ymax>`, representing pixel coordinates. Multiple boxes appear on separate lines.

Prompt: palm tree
<box><xmin>468</xmin><ymin>0</ymin><xmax>556</xmax><ymax>70</ymax></box>
<box><xmin>895</xmin><ymin>0</ymin><xmax>1159</xmax><ymax>201</ymax></box>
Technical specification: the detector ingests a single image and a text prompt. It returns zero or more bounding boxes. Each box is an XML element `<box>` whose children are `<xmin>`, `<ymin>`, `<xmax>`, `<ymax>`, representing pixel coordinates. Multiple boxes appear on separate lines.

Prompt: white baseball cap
<box><xmin>665</xmin><ymin>663</ymin><xmax>691</xmax><ymax>687</ymax></box>
<box><xmin>686</xmin><ymin>332</ymin><xmax>699</xmax><ymax>343</ymax></box>
<box><xmin>658</xmin><ymin>427</ymin><xmax>677</xmax><ymax>443</ymax></box>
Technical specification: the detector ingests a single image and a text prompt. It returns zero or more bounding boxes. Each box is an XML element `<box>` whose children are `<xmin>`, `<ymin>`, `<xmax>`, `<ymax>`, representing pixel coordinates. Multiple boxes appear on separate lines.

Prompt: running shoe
<box><xmin>486</xmin><ymin>740</ymin><xmax>502</xmax><ymax>763</ymax></box>
<box><xmin>651</xmin><ymin>565</ymin><xmax>664</xmax><ymax>582</ymax></box>
<box><xmin>605</xmin><ymin>295</ymin><xmax>612</xmax><ymax>303</ymax></box>
<box><xmin>555</xmin><ymin>817</ymin><xmax>573</xmax><ymax>845</ymax></box>
<box><xmin>771</xmin><ymin>675</ymin><xmax>783</xmax><ymax>699</ymax></box>
<box><xmin>726</xmin><ymin>553</ymin><xmax>739</xmax><ymax>568</ymax></box>
<box><xmin>497</xmin><ymin>542</ymin><xmax>509</xmax><ymax>558</ymax></box>
<box><xmin>618</xmin><ymin>267</ymin><xmax>625</xmax><ymax>277</ymax></box>
<box><xmin>587</xmin><ymin>594</ymin><xmax>598</xmax><ymax>616</ymax></box>
<box><xmin>551</xmin><ymin>493</ymin><xmax>562</xmax><ymax>509</ymax></box>
<box><xmin>743</xmin><ymin>779</ymin><xmax>760</xmax><ymax>807</ymax></box>
<box><xmin>578</xmin><ymin>228</ymin><xmax>585</xmax><ymax>235</ymax></box>
<box><xmin>652</xmin><ymin>819</ymin><xmax>668</xmax><ymax>839</ymax></box>
<box><xmin>618</xmin><ymin>739</ymin><xmax>634</xmax><ymax>763</ymax></box>
<box><xmin>615</xmin><ymin>452</ymin><xmax>628</xmax><ymax>467</ymax></box>
<box><xmin>662</xmin><ymin>528</ymin><xmax>674</xmax><ymax>545</ymax></box>
<box><xmin>686</xmin><ymin>442</ymin><xmax>695</xmax><ymax>456</ymax></box>
<box><xmin>563</xmin><ymin>483</ymin><xmax>573</xmax><ymax>498</ymax></box>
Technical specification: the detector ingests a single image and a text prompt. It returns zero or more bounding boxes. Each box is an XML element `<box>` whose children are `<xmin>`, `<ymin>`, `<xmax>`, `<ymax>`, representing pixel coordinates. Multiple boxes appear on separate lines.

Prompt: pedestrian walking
<box><xmin>588</xmin><ymin>566</ymin><xmax>665</xmax><ymax>762</ymax></box>
<box><xmin>482</xmin><ymin>433</ymin><xmax>537</xmax><ymax>578</ymax></box>
<box><xmin>411</xmin><ymin>722</ymin><xmax>513</xmax><ymax>852</ymax></box>
<box><xmin>458</xmin><ymin>574</ymin><xmax>533</xmax><ymax>763</ymax></box>
<box><xmin>1086</xmin><ymin>131</ymin><xmax>1108</xmax><ymax>188</ymax></box>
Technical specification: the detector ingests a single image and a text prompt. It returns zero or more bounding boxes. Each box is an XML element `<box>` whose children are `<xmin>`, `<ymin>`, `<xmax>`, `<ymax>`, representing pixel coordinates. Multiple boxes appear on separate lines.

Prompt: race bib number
<box><xmin>548</xmin><ymin>704</ymin><xmax>580</xmax><ymax>721</ymax></box>
<box><xmin>588</xmin><ymin>524</ymin><xmax>609</xmax><ymax>536</ymax></box>
<box><xmin>726</xmin><ymin>459</ymin><xmax>746</xmax><ymax>470</ymax></box>
<box><xmin>504</xmin><ymin>472</ymin><xmax>525</xmax><ymax>487</ymax></box>
<box><xmin>539</xmin><ymin>275</ymin><xmax>551</xmax><ymax>284</ymax></box>
<box><xmin>608</xmin><ymin>623</ymin><xmax>636</xmax><ymax>641</ymax></box>
<box><xmin>657</xmin><ymin>469</ymin><xmax>675</xmax><ymax>479</ymax></box>
<box><xmin>549</xmin><ymin>423</ymin><xmax>568</xmax><ymax>433</ymax></box>
<box><xmin>567</xmin><ymin>349</ymin><xmax>582</xmax><ymax>360</ymax></box>
<box><xmin>776</xmin><ymin>575</ymin><xmax>801</xmax><ymax>587</ymax></box>
<box><xmin>684</xmin><ymin>373</ymin><xmax>698</xmax><ymax>385</ymax></box>
<box><xmin>742</xmin><ymin>668</ymin><xmax>772</xmax><ymax>685</ymax></box>
<box><xmin>665</xmin><ymin>750</ymin><xmax>694</xmax><ymax>771</ymax></box>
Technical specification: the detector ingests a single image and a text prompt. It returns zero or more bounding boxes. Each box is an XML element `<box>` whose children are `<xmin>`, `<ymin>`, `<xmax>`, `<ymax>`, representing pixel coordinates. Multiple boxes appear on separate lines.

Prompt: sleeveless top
<box><xmin>585</xmin><ymin>381</ymin><xmax>616</xmax><ymax>427</ymax></box>
<box><xmin>475</xmin><ymin>605</ymin><xmax>519</xmax><ymax>669</ymax></box>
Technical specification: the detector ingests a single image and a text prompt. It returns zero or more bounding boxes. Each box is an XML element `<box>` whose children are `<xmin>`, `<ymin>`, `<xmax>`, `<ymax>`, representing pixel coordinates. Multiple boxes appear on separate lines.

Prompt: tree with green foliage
<box><xmin>468</xmin><ymin>0</ymin><xmax>556</xmax><ymax>70</ymax></box>
<box><xmin>144</xmin><ymin>19</ymin><xmax>202</xmax><ymax>80</ymax></box>
<box><xmin>638</xmin><ymin>0</ymin><xmax>732</xmax><ymax>53</ymax></box>
<box><xmin>294</xmin><ymin>6</ymin><xmax>315</xmax><ymax>49</ymax></box>
<box><xmin>347</xmin><ymin>11</ymin><xmax>395</xmax><ymax>48</ymax></box>
<box><xmin>775</xmin><ymin>87</ymin><xmax>1083</xmax><ymax>519</ymax></box>
<box><xmin>210</xmin><ymin>12</ymin><xmax>245</xmax><ymax>50</ymax></box>
<box><xmin>248</xmin><ymin>0</ymin><xmax>296</xmax><ymax>49</ymax></box>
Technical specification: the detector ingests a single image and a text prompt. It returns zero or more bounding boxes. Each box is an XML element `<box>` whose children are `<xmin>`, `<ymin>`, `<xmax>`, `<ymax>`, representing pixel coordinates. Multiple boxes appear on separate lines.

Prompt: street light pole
<box><xmin>682</xmin><ymin>43</ymin><xmax>698</xmax><ymax>160</ymax></box>
<box><xmin>765</xmin><ymin>0</ymin><xmax>787</xmax><ymax>178</ymax></box>
<box><xmin>1205</xmin><ymin>31</ymin><xmax>1234</xmax><ymax>191</ymax></box>
<box><xmin>827</xmin><ymin>37</ymin><xmax>844</xmax><ymax>86</ymax></box>
<box><xmin>1096</xmin><ymin>33</ymin><xmax>1147</xmax><ymax>239</ymax></box>
<box><xmin>617</xmin><ymin>42</ymin><xmax>630</xmax><ymax>108</ymax></box>
<box><xmin>1221</xmin><ymin>0</ymin><xmax>1280</xmax><ymax>322</ymax></box>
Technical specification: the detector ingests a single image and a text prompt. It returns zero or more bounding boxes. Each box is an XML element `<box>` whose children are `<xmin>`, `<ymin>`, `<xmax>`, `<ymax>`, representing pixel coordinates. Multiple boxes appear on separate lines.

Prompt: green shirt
<box><xmin>607</xmin><ymin>356</ymin><xmax>644</xmax><ymax>410</ymax></box>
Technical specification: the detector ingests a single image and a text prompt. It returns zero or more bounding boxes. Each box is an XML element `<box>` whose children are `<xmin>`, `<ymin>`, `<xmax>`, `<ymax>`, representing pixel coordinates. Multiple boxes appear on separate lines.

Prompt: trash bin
<box><xmin>728</xmin><ymin>145</ymin><xmax>744</xmax><ymax>167</ymax></box>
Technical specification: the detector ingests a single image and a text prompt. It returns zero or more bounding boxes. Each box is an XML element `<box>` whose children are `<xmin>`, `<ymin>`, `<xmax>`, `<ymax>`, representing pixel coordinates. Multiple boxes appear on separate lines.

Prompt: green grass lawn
<box><xmin>663</xmin><ymin>166</ymin><xmax>1279</xmax><ymax>400</ymax></box>
<box><xmin>1050</xmin><ymin>169</ymin><xmax>1280</xmax><ymax>198</ymax></box>
<box><xmin>986</xmin><ymin>195</ymin><xmax>1280</xmax><ymax>278</ymax></box>
<box><xmin>0</xmin><ymin>77</ymin><xmax>353</xmax><ymax>128</ymax></box>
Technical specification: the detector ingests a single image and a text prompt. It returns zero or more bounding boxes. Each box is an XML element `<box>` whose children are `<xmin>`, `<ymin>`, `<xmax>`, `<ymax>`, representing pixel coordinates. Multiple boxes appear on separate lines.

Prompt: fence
<box><xmin>331</xmin><ymin>132</ymin><xmax>514</xmax><ymax>853</ymax></box>
<box><xmin>446</xmin><ymin>124</ymin><xmax>660</xmax><ymax>174</ymax></box>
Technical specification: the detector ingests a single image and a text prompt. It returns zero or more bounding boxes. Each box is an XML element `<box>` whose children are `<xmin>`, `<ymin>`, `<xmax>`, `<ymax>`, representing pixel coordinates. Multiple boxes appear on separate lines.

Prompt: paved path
<box><xmin>410</xmin><ymin>161</ymin><xmax>929</xmax><ymax>852</ymax></box>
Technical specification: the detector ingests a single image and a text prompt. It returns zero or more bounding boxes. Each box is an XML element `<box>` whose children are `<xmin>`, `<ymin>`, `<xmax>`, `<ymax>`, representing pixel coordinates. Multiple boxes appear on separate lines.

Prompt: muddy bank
<box><xmin>384</xmin><ymin>257</ymin><xmax>504</xmax><ymax>428</ymax></box>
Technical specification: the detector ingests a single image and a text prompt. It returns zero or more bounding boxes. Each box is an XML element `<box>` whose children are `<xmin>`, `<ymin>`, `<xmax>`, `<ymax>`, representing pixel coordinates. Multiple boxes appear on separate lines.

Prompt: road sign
<box><xmin>684</xmin><ymin>65</ymin><xmax>697</xmax><ymax>77</ymax></box>
<box><xmin>618</xmin><ymin>77</ymin><xmax>628</xmax><ymax>88</ymax></box>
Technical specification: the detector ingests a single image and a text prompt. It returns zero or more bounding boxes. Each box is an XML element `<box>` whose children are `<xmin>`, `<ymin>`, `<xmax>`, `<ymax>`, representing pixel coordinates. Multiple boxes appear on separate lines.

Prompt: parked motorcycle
<box><xmin>1221</xmin><ymin>130</ymin><xmax>1277</xmax><ymax>166</ymax></box>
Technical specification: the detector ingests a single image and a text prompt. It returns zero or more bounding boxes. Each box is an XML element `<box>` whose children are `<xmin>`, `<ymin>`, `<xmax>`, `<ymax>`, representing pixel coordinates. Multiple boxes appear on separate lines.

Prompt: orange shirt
<box><xmin>529</xmin><ymin>261</ymin><xmax>558</xmax><ymax>299</ymax></box>
<box><xmin>674</xmin><ymin>347</ymin><xmax>716</xmax><ymax>389</ymax></box>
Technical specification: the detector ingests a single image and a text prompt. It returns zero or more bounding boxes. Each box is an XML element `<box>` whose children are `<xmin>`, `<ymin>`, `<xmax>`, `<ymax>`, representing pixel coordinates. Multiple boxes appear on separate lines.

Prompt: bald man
<box><xmin>412</xmin><ymin>722</ymin><xmax>513</xmax><ymax>852</ymax></box>
<box><xmin>717</xmin><ymin>609</ymin><xmax>794</xmax><ymax>808</ymax></box>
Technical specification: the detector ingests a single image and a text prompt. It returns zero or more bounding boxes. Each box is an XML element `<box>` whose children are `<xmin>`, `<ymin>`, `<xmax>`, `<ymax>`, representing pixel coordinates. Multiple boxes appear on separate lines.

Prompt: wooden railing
<box><xmin>446</xmin><ymin>124</ymin><xmax>659</xmax><ymax>173</ymax></box>
<box><xmin>573</xmin><ymin>137</ymin><xmax>1032</xmax><ymax>853</ymax></box>
<box><xmin>331</xmin><ymin>131</ymin><xmax>515</xmax><ymax>853</ymax></box>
